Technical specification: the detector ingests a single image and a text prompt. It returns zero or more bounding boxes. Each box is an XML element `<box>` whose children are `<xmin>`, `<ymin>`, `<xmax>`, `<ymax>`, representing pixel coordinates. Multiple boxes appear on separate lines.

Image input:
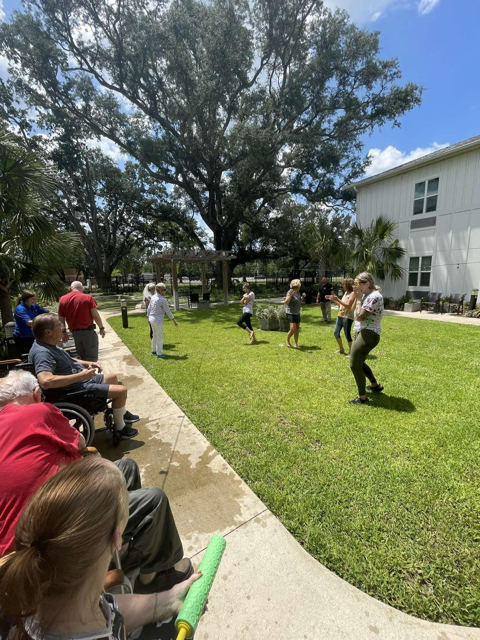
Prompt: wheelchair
<box><xmin>0</xmin><ymin>358</ymin><xmax>122</xmax><ymax>448</ymax></box>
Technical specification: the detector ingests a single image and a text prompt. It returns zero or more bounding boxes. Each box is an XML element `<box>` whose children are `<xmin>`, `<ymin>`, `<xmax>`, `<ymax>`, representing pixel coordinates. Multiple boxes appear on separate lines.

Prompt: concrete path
<box><xmin>97</xmin><ymin>310</ymin><xmax>480</xmax><ymax>640</ymax></box>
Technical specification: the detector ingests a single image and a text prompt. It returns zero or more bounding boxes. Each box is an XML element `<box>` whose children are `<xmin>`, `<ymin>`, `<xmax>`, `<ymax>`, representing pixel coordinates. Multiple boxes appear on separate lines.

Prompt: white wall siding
<box><xmin>356</xmin><ymin>146</ymin><xmax>480</xmax><ymax>299</ymax></box>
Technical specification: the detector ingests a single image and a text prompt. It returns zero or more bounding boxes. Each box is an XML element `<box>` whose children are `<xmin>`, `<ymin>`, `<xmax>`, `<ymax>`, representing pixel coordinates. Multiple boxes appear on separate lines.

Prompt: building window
<box><xmin>408</xmin><ymin>256</ymin><xmax>432</xmax><ymax>287</ymax></box>
<box><xmin>413</xmin><ymin>178</ymin><xmax>439</xmax><ymax>215</ymax></box>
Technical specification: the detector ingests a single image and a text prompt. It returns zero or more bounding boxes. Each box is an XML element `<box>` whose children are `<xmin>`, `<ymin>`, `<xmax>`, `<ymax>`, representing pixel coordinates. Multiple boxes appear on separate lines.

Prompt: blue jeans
<box><xmin>333</xmin><ymin>317</ymin><xmax>353</xmax><ymax>343</ymax></box>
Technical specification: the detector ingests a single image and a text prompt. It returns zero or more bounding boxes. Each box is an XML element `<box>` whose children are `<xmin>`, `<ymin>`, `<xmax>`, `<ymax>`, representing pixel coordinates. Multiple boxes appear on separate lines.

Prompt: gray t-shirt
<box><xmin>17</xmin><ymin>594</ymin><xmax>126</xmax><ymax>640</ymax></box>
<box><xmin>29</xmin><ymin>341</ymin><xmax>84</xmax><ymax>391</ymax></box>
<box><xmin>285</xmin><ymin>290</ymin><xmax>302</xmax><ymax>315</ymax></box>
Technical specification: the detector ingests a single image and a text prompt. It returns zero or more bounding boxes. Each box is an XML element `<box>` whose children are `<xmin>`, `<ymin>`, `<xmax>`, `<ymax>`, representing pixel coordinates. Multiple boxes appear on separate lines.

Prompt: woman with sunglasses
<box><xmin>349</xmin><ymin>272</ymin><xmax>384</xmax><ymax>405</ymax></box>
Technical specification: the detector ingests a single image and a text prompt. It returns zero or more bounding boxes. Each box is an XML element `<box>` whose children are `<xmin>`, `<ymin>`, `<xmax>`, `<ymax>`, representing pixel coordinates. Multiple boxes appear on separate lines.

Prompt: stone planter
<box><xmin>260</xmin><ymin>317</ymin><xmax>279</xmax><ymax>331</ymax></box>
<box><xmin>278</xmin><ymin>318</ymin><xmax>290</xmax><ymax>332</ymax></box>
<box><xmin>404</xmin><ymin>302</ymin><xmax>421</xmax><ymax>313</ymax></box>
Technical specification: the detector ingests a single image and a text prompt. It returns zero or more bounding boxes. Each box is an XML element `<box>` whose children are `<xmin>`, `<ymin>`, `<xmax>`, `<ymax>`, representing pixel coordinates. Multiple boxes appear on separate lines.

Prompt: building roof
<box><xmin>348</xmin><ymin>134</ymin><xmax>480</xmax><ymax>190</ymax></box>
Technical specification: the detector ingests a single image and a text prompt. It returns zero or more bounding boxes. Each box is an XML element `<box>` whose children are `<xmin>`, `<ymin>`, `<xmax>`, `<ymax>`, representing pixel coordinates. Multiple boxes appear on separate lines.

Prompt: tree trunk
<box><xmin>0</xmin><ymin>287</ymin><xmax>14</xmax><ymax>325</ymax></box>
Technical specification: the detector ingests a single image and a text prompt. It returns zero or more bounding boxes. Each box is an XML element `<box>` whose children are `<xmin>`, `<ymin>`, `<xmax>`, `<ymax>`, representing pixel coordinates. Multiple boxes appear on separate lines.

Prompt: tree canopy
<box><xmin>0</xmin><ymin>0</ymin><xmax>422</xmax><ymax>256</ymax></box>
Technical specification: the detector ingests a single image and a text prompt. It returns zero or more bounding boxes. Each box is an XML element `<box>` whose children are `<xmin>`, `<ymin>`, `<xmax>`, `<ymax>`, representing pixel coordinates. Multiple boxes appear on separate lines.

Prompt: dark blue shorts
<box><xmin>82</xmin><ymin>374</ymin><xmax>109</xmax><ymax>398</ymax></box>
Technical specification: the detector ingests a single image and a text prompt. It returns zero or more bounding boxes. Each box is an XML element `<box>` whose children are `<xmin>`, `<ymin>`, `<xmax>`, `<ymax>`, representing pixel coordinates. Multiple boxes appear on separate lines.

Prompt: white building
<box><xmin>350</xmin><ymin>135</ymin><xmax>480</xmax><ymax>301</ymax></box>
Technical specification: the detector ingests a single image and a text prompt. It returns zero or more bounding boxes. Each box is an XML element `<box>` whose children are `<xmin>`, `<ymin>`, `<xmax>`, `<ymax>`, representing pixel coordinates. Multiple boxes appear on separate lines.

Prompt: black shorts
<box><xmin>286</xmin><ymin>313</ymin><xmax>301</xmax><ymax>324</ymax></box>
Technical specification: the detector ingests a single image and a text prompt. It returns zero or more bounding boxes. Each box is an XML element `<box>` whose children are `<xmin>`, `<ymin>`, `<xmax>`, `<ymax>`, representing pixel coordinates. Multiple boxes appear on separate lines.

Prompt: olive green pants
<box><xmin>350</xmin><ymin>329</ymin><xmax>380</xmax><ymax>396</ymax></box>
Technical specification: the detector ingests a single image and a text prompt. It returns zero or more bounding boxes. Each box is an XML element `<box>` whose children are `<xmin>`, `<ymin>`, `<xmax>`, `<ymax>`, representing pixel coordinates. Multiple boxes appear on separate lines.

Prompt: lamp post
<box><xmin>120</xmin><ymin>299</ymin><xmax>128</xmax><ymax>328</ymax></box>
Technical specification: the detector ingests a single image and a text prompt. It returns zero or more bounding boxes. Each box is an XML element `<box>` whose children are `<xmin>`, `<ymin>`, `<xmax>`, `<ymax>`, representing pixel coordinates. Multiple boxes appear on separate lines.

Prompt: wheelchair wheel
<box><xmin>104</xmin><ymin>407</ymin><xmax>120</xmax><ymax>448</ymax></box>
<box><xmin>55</xmin><ymin>403</ymin><xmax>95</xmax><ymax>447</ymax></box>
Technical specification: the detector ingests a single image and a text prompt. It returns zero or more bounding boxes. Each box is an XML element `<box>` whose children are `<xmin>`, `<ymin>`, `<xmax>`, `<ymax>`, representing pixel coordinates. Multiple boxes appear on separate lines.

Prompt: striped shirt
<box><xmin>147</xmin><ymin>293</ymin><xmax>174</xmax><ymax>323</ymax></box>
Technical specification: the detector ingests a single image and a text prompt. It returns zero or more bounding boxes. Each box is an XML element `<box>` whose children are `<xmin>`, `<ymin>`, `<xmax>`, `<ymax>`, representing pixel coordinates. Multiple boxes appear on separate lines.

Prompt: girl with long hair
<box><xmin>0</xmin><ymin>456</ymin><xmax>200</xmax><ymax>639</ymax></box>
<box><xmin>349</xmin><ymin>272</ymin><xmax>384</xmax><ymax>405</ymax></box>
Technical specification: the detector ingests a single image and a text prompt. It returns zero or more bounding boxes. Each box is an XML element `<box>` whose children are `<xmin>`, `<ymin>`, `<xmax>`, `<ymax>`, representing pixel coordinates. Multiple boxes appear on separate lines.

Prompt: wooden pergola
<box><xmin>151</xmin><ymin>249</ymin><xmax>236</xmax><ymax>311</ymax></box>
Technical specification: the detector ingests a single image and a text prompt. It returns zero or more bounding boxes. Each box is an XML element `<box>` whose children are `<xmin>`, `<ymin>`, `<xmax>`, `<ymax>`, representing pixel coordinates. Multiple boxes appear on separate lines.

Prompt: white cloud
<box><xmin>418</xmin><ymin>0</ymin><xmax>440</xmax><ymax>14</ymax></box>
<box><xmin>364</xmin><ymin>142</ymin><xmax>449</xmax><ymax>177</ymax></box>
<box><xmin>323</xmin><ymin>0</ymin><xmax>411</xmax><ymax>24</ymax></box>
<box><xmin>86</xmin><ymin>136</ymin><xmax>127</xmax><ymax>163</ymax></box>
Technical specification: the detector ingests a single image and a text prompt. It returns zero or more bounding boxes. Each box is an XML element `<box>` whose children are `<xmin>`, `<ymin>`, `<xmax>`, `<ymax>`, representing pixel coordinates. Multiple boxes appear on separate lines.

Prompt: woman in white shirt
<box><xmin>349</xmin><ymin>272</ymin><xmax>384</xmax><ymax>405</ymax></box>
<box><xmin>237</xmin><ymin>283</ymin><xmax>256</xmax><ymax>343</ymax></box>
<box><xmin>147</xmin><ymin>283</ymin><xmax>178</xmax><ymax>359</ymax></box>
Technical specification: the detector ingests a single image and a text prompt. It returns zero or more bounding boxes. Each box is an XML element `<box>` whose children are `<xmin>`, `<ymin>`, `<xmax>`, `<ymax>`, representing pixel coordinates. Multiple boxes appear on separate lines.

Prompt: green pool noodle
<box><xmin>175</xmin><ymin>534</ymin><xmax>226</xmax><ymax>639</ymax></box>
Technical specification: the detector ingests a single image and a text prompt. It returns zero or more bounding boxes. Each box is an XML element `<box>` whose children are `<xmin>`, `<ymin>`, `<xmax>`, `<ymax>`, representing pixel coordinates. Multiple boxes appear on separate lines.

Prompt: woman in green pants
<box><xmin>349</xmin><ymin>272</ymin><xmax>384</xmax><ymax>405</ymax></box>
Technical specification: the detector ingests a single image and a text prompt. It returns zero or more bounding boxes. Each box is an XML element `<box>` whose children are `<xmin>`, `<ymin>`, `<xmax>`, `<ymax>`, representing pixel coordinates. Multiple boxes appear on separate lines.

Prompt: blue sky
<box><xmin>1</xmin><ymin>0</ymin><xmax>478</xmax><ymax>177</ymax></box>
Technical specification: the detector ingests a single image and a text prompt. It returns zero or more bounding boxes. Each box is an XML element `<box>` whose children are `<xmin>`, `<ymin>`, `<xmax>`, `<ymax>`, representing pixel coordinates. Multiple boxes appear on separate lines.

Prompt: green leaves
<box><xmin>351</xmin><ymin>215</ymin><xmax>406</xmax><ymax>281</ymax></box>
<box><xmin>0</xmin><ymin>0</ymin><xmax>422</xmax><ymax>254</ymax></box>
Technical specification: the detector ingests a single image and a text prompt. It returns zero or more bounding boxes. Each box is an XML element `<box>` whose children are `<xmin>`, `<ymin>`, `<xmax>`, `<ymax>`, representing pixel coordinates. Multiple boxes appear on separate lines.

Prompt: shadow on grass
<box><xmin>368</xmin><ymin>394</ymin><xmax>416</xmax><ymax>413</ymax></box>
<box><xmin>162</xmin><ymin>354</ymin><xmax>188</xmax><ymax>361</ymax></box>
<box><xmin>297</xmin><ymin>345</ymin><xmax>321</xmax><ymax>352</ymax></box>
<box><xmin>366</xmin><ymin>354</ymin><xmax>377</xmax><ymax>360</ymax></box>
<box><xmin>244</xmin><ymin>340</ymin><xmax>269</xmax><ymax>346</ymax></box>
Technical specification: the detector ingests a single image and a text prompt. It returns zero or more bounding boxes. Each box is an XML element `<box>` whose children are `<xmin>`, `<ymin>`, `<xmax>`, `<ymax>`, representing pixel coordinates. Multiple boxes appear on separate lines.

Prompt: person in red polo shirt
<box><xmin>58</xmin><ymin>281</ymin><xmax>105</xmax><ymax>361</ymax></box>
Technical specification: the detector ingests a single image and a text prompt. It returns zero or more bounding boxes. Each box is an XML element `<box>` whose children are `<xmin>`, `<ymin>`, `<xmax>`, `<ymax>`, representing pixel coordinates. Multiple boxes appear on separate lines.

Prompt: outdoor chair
<box><xmin>202</xmin><ymin>292</ymin><xmax>211</xmax><ymax>302</ymax></box>
<box><xmin>188</xmin><ymin>292</ymin><xmax>200</xmax><ymax>308</ymax></box>
<box><xmin>422</xmin><ymin>291</ymin><xmax>442</xmax><ymax>314</ymax></box>
<box><xmin>442</xmin><ymin>293</ymin><xmax>466</xmax><ymax>315</ymax></box>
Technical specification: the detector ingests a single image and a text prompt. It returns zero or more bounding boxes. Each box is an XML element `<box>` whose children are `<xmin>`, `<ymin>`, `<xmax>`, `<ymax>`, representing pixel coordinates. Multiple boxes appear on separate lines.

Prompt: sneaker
<box><xmin>117</xmin><ymin>425</ymin><xmax>139</xmax><ymax>439</ymax></box>
<box><xmin>124</xmin><ymin>410</ymin><xmax>140</xmax><ymax>424</ymax></box>
<box><xmin>151</xmin><ymin>351</ymin><xmax>157</xmax><ymax>356</ymax></box>
<box><xmin>349</xmin><ymin>397</ymin><xmax>370</xmax><ymax>405</ymax></box>
<box><xmin>157</xmin><ymin>354</ymin><xmax>168</xmax><ymax>359</ymax></box>
<box><xmin>367</xmin><ymin>384</ymin><xmax>384</xmax><ymax>393</ymax></box>
<box><xmin>135</xmin><ymin>558</ymin><xmax>194</xmax><ymax>594</ymax></box>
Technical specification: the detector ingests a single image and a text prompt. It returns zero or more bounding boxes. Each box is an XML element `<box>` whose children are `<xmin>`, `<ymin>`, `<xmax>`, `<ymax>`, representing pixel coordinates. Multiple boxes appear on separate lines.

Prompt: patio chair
<box><xmin>422</xmin><ymin>292</ymin><xmax>442</xmax><ymax>314</ymax></box>
<box><xmin>188</xmin><ymin>292</ymin><xmax>200</xmax><ymax>308</ymax></box>
<box><xmin>442</xmin><ymin>293</ymin><xmax>466</xmax><ymax>315</ymax></box>
<box><xmin>202</xmin><ymin>292</ymin><xmax>211</xmax><ymax>302</ymax></box>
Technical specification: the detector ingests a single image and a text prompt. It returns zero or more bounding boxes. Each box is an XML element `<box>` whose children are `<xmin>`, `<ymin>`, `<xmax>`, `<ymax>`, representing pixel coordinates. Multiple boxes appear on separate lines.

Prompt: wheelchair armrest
<box><xmin>0</xmin><ymin>359</ymin><xmax>22</xmax><ymax>365</ymax></box>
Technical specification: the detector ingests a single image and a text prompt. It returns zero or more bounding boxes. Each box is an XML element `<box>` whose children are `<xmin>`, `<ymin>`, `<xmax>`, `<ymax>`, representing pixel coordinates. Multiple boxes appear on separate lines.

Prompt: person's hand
<box><xmin>301</xmin><ymin>293</ymin><xmax>306</xmax><ymax>299</ymax></box>
<box><xmin>80</xmin><ymin>367</ymin><xmax>97</xmax><ymax>382</ymax></box>
<box><xmin>90</xmin><ymin>361</ymin><xmax>102</xmax><ymax>372</ymax></box>
<box><xmin>173</xmin><ymin>319</ymin><xmax>178</xmax><ymax>328</ymax></box>
<box><xmin>61</xmin><ymin>331</ymin><xmax>69</xmax><ymax>343</ymax></box>
<box><xmin>99</xmin><ymin>327</ymin><xmax>106</xmax><ymax>339</ymax></box>
<box><xmin>166</xmin><ymin>571</ymin><xmax>202</xmax><ymax>616</ymax></box>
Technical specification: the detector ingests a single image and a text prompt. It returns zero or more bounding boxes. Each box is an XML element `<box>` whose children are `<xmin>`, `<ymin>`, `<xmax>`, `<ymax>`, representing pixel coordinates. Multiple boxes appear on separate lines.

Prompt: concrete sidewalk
<box><xmin>97</xmin><ymin>311</ymin><xmax>480</xmax><ymax>640</ymax></box>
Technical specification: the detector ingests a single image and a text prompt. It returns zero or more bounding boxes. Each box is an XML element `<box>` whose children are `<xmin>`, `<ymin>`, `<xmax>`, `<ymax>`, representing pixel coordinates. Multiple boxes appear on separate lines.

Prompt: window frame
<box><xmin>413</xmin><ymin>177</ymin><xmax>439</xmax><ymax>216</ymax></box>
<box><xmin>408</xmin><ymin>255</ymin><xmax>432</xmax><ymax>288</ymax></box>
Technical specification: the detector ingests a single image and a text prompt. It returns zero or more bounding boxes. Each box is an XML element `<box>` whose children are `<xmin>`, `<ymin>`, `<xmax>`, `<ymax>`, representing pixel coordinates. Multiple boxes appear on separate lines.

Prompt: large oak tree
<box><xmin>1</xmin><ymin>0</ymin><xmax>421</xmax><ymax>256</ymax></box>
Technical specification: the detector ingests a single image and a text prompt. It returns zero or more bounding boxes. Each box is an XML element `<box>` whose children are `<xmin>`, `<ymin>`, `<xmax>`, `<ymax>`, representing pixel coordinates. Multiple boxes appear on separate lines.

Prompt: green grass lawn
<box><xmin>108</xmin><ymin>306</ymin><xmax>480</xmax><ymax>626</ymax></box>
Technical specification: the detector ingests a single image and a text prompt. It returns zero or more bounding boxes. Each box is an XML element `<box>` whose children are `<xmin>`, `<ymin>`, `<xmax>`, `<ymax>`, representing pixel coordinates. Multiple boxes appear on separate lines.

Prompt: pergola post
<box><xmin>155</xmin><ymin>262</ymin><xmax>161</xmax><ymax>283</ymax></box>
<box><xmin>172</xmin><ymin>259</ymin><xmax>180</xmax><ymax>311</ymax></box>
<box><xmin>201</xmin><ymin>262</ymin><xmax>207</xmax><ymax>295</ymax></box>
<box><xmin>222</xmin><ymin>260</ymin><xmax>229</xmax><ymax>306</ymax></box>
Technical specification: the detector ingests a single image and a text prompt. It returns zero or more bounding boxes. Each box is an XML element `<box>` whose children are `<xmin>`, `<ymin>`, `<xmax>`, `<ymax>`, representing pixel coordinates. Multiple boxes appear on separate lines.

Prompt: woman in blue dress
<box><xmin>13</xmin><ymin>290</ymin><xmax>49</xmax><ymax>356</ymax></box>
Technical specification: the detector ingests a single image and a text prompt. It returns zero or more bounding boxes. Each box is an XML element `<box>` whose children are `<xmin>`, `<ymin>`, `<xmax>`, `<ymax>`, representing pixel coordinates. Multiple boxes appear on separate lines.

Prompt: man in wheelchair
<box><xmin>29</xmin><ymin>313</ymin><xmax>139</xmax><ymax>440</ymax></box>
<box><xmin>0</xmin><ymin>370</ymin><xmax>194</xmax><ymax>591</ymax></box>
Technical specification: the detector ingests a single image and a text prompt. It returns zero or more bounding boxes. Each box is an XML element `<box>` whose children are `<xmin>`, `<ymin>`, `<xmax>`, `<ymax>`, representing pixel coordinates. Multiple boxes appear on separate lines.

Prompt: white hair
<box><xmin>156</xmin><ymin>282</ymin><xmax>167</xmax><ymax>293</ymax></box>
<box><xmin>142</xmin><ymin>282</ymin><xmax>156</xmax><ymax>299</ymax></box>
<box><xmin>0</xmin><ymin>371</ymin><xmax>38</xmax><ymax>406</ymax></box>
<box><xmin>70</xmin><ymin>281</ymin><xmax>84</xmax><ymax>291</ymax></box>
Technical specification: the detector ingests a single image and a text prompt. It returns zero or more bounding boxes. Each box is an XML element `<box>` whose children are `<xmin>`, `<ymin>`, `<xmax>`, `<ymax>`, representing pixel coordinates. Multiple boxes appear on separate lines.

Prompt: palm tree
<box><xmin>351</xmin><ymin>215</ymin><xmax>405</xmax><ymax>281</ymax></box>
<box><xmin>0</xmin><ymin>128</ymin><xmax>80</xmax><ymax>324</ymax></box>
<box><xmin>302</xmin><ymin>207</ymin><xmax>352</xmax><ymax>277</ymax></box>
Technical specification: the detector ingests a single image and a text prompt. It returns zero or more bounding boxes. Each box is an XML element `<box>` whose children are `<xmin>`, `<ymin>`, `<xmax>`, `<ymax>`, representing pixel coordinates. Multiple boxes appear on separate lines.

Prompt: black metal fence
<box><xmin>23</xmin><ymin>267</ymin><xmax>352</xmax><ymax>298</ymax></box>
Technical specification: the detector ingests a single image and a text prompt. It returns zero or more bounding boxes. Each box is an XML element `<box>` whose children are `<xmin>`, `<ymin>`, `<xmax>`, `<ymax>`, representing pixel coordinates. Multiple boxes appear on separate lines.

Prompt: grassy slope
<box><xmin>109</xmin><ymin>306</ymin><xmax>480</xmax><ymax>625</ymax></box>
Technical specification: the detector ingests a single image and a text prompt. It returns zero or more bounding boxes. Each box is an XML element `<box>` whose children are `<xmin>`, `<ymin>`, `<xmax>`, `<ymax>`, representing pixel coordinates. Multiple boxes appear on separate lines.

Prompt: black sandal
<box><xmin>367</xmin><ymin>385</ymin><xmax>384</xmax><ymax>393</ymax></box>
